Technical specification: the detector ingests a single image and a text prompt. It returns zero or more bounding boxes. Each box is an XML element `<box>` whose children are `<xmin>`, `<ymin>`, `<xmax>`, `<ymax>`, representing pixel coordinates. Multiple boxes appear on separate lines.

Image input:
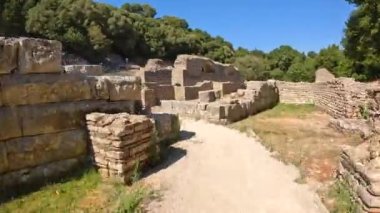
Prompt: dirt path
<box><xmin>144</xmin><ymin>119</ymin><xmax>328</xmax><ymax>213</ymax></box>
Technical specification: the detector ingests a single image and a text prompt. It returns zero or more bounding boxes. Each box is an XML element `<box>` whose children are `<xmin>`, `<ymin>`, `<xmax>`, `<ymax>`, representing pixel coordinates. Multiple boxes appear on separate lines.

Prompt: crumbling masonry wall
<box><xmin>156</xmin><ymin>81</ymin><xmax>279</xmax><ymax>124</ymax></box>
<box><xmin>278</xmin><ymin>79</ymin><xmax>373</xmax><ymax>119</ymax></box>
<box><xmin>140</xmin><ymin>55</ymin><xmax>245</xmax><ymax>104</ymax></box>
<box><xmin>0</xmin><ymin>38</ymin><xmax>142</xmax><ymax>190</ymax></box>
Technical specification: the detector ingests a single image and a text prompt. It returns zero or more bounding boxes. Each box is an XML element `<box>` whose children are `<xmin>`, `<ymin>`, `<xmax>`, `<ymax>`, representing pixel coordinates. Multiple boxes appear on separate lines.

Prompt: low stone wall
<box><xmin>278</xmin><ymin>79</ymin><xmax>374</xmax><ymax>119</ymax></box>
<box><xmin>0</xmin><ymin>38</ymin><xmax>142</xmax><ymax>190</ymax></box>
<box><xmin>174</xmin><ymin>81</ymin><xmax>214</xmax><ymax>101</ymax></box>
<box><xmin>339</xmin><ymin>141</ymin><xmax>380</xmax><ymax>213</ymax></box>
<box><xmin>155</xmin><ymin>81</ymin><xmax>278</xmax><ymax>124</ymax></box>
<box><xmin>277</xmin><ymin>81</ymin><xmax>315</xmax><ymax>104</ymax></box>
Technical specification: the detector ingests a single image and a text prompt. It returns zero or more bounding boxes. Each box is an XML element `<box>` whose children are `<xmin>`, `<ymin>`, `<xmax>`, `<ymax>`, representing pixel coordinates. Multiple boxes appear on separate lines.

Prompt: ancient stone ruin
<box><xmin>0</xmin><ymin>37</ymin><xmax>278</xmax><ymax>192</ymax></box>
<box><xmin>0</xmin><ymin>37</ymin><xmax>179</xmax><ymax>192</ymax></box>
<box><xmin>2</xmin><ymin>37</ymin><xmax>380</xmax><ymax>213</ymax></box>
<box><xmin>277</xmin><ymin>71</ymin><xmax>380</xmax><ymax>212</ymax></box>
<box><xmin>87</xmin><ymin>113</ymin><xmax>156</xmax><ymax>183</ymax></box>
<box><xmin>139</xmin><ymin>55</ymin><xmax>279</xmax><ymax>124</ymax></box>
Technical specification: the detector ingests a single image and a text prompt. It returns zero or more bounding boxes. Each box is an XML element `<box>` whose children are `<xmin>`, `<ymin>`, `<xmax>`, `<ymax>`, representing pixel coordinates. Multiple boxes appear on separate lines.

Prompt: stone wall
<box><xmin>155</xmin><ymin>81</ymin><xmax>279</xmax><ymax>124</ymax></box>
<box><xmin>171</xmin><ymin>55</ymin><xmax>244</xmax><ymax>101</ymax></box>
<box><xmin>0</xmin><ymin>38</ymin><xmax>142</xmax><ymax>190</ymax></box>
<box><xmin>277</xmin><ymin>81</ymin><xmax>315</xmax><ymax>104</ymax></box>
<box><xmin>337</xmin><ymin>87</ymin><xmax>380</xmax><ymax>213</ymax></box>
<box><xmin>278</xmin><ymin>78</ymin><xmax>374</xmax><ymax>119</ymax></box>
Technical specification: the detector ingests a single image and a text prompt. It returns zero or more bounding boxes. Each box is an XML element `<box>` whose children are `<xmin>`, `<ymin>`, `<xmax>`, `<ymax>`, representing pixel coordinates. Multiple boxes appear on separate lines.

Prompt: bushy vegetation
<box><xmin>0</xmin><ymin>0</ymin><xmax>379</xmax><ymax>82</ymax></box>
<box><xmin>0</xmin><ymin>0</ymin><xmax>234</xmax><ymax>63</ymax></box>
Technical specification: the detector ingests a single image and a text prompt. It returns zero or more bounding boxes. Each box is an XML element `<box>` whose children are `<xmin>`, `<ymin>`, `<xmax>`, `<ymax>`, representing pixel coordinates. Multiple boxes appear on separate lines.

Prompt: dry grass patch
<box><xmin>230</xmin><ymin>104</ymin><xmax>361</xmax><ymax>211</ymax></box>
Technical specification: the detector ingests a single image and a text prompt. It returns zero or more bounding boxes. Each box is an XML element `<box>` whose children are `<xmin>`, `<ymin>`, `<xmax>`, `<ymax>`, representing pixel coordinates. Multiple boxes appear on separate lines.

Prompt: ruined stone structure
<box><xmin>0</xmin><ymin>38</ymin><xmax>145</xmax><ymax>190</ymax></box>
<box><xmin>278</xmin><ymin>78</ymin><xmax>373</xmax><ymax>119</ymax></box>
<box><xmin>172</xmin><ymin>55</ymin><xmax>243</xmax><ymax>100</ymax></box>
<box><xmin>140</xmin><ymin>55</ymin><xmax>244</xmax><ymax>105</ymax></box>
<box><xmin>277</xmin><ymin>81</ymin><xmax>315</xmax><ymax>104</ymax></box>
<box><xmin>337</xmin><ymin>88</ymin><xmax>380</xmax><ymax>213</ymax></box>
<box><xmin>86</xmin><ymin>113</ymin><xmax>156</xmax><ymax>183</ymax></box>
<box><xmin>155</xmin><ymin>81</ymin><xmax>279</xmax><ymax>124</ymax></box>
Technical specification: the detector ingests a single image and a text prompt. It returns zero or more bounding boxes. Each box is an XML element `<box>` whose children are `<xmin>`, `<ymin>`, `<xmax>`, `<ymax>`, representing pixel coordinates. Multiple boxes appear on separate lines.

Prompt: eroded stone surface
<box><xmin>18</xmin><ymin>38</ymin><xmax>62</xmax><ymax>74</ymax></box>
<box><xmin>64</xmin><ymin>65</ymin><xmax>103</xmax><ymax>76</ymax></box>
<box><xmin>86</xmin><ymin>113</ymin><xmax>155</xmax><ymax>183</ymax></box>
<box><xmin>0</xmin><ymin>38</ymin><xmax>18</xmax><ymax>74</ymax></box>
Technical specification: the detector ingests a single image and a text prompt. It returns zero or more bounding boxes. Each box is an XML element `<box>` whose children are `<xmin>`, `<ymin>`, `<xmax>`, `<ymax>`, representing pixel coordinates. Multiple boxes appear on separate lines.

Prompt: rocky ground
<box><xmin>142</xmin><ymin>119</ymin><xmax>328</xmax><ymax>213</ymax></box>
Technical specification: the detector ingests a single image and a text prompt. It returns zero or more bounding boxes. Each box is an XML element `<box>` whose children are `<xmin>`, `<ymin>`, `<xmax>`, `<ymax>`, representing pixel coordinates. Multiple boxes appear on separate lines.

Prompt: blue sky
<box><xmin>99</xmin><ymin>0</ymin><xmax>355</xmax><ymax>53</ymax></box>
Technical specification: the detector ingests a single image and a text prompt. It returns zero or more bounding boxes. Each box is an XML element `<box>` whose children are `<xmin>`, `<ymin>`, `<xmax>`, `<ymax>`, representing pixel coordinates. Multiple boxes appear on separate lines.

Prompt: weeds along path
<box><xmin>143</xmin><ymin>119</ymin><xmax>328</xmax><ymax>213</ymax></box>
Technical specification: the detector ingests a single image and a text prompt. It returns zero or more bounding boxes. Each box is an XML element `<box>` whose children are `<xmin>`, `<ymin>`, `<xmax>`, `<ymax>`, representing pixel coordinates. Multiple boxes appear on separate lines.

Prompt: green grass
<box><xmin>1</xmin><ymin>169</ymin><xmax>101</xmax><ymax>213</ymax></box>
<box><xmin>254</xmin><ymin>103</ymin><xmax>317</xmax><ymax>119</ymax></box>
<box><xmin>328</xmin><ymin>181</ymin><xmax>359</xmax><ymax>213</ymax></box>
<box><xmin>0</xmin><ymin>169</ymin><xmax>150</xmax><ymax>213</ymax></box>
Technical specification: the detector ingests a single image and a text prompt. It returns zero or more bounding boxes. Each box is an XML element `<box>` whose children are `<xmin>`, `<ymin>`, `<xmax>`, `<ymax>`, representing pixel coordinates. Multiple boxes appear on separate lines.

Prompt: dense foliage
<box><xmin>0</xmin><ymin>0</ymin><xmax>234</xmax><ymax>63</ymax></box>
<box><xmin>343</xmin><ymin>0</ymin><xmax>380</xmax><ymax>80</ymax></box>
<box><xmin>0</xmin><ymin>0</ymin><xmax>379</xmax><ymax>82</ymax></box>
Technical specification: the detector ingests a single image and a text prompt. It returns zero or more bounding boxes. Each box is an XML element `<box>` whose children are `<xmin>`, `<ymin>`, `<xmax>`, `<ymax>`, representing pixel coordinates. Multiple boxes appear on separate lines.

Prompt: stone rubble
<box><xmin>86</xmin><ymin>113</ymin><xmax>156</xmax><ymax>183</ymax></box>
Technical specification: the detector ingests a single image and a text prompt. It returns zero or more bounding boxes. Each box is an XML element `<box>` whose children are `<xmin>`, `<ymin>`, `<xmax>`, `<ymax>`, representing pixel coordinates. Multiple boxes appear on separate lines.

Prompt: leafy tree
<box><xmin>268</xmin><ymin>45</ymin><xmax>304</xmax><ymax>71</ymax></box>
<box><xmin>285</xmin><ymin>58</ymin><xmax>316</xmax><ymax>82</ymax></box>
<box><xmin>0</xmin><ymin>0</ymin><xmax>40</xmax><ymax>35</ymax></box>
<box><xmin>234</xmin><ymin>55</ymin><xmax>269</xmax><ymax>80</ymax></box>
<box><xmin>343</xmin><ymin>0</ymin><xmax>380</xmax><ymax>80</ymax></box>
<box><xmin>315</xmin><ymin>44</ymin><xmax>345</xmax><ymax>76</ymax></box>
<box><xmin>121</xmin><ymin>3</ymin><xmax>156</xmax><ymax>18</ymax></box>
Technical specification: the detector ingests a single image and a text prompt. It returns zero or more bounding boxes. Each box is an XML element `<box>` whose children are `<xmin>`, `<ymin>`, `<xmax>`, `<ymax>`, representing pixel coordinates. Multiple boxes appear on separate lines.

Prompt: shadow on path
<box><xmin>143</xmin><ymin>130</ymin><xmax>196</xmax><ymax>178</ymax></box>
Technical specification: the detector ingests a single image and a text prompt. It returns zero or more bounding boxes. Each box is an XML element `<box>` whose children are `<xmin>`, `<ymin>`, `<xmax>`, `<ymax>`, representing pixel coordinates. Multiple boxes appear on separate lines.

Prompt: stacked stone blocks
<box><xmin>0</xmin><ymin>37</ymin><xmax>143</xmax><ymax>190</ymax></box>
<box><xmin>86</xmin><ymin>113</ymin><xmax>156</xmax><ymax>183</ymax></box>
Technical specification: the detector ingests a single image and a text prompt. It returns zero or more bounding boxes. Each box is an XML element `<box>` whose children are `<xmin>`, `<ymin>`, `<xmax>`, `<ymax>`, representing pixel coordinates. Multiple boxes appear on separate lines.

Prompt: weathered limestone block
<box><xmin>0</xmin><ymin>38</ymin><xmax>18</xmax><ymax>74</ymax></box>
<box><xmin>174</xmin><ymin>81</ymin><xmax>213</xmax><ymax>101</ymax></box>
<box><xmin>0</xmin><ymin>143</ymin><xmax>8</xmax><ymax>174</ymax></box>
<box><xmin>87</xmin><ymin>113</ymin><xmax>155</xmax><ymax>183</ymax></box>
<box><xmin>207</xmin><ymin>103</ymin><xmax>226</xmax><ymax>120</ymax></box>
<box><xmin>213</xmin><ymin>82</ymin><xmax>242</xmax><ymax>96</ymax></box>
<box><xmin>18</xmin><ymin>38</ymin><xmax>62</xmax><ymax>74</ymax></box>
<box><xmin>0</xmin><ymin>157</ymin><xmax>83</xmax><ymax>189</ymax></box>
<box><xmin>6</xmin><ymin>129</ymin><xmax>87</xmax><ymax>172</ymax></box>
<box><xmin>105</xmin><ymin>76</ymin><xmax>142</xmax><ymax>101</ymax></box>
<box><xmin>224</xmin><ymin>103</ymin><xmax>247</xmax><ymax>122</ymax></box>
<box><xmin>0</xmin><ymin>107</ymin><xmax>22</xmax><ymax>141</ymax></box>
<box><xmin>19</xmin><ymin>100</ymin><xmax>138</xmax><ymax>136</ymax></box>
<box><xmin>172</xmin><ymin>55</ymin><xmax>243</xmax><ymax>87</ymax></box>
<box><xmin>154</xmin><ymin>85</ymin><xmax>175</xmax><ymax>100</ymax></box>
<box><xmin>142</xmin><ymin>88</ymin><xmax>156</xmax><ymax>108</ymax></box>
<box><xmin>199</xmin><ymin>90</ymin><xmax>216</xmax><ymax>103</ymax></box>
<box><xmin>64</xmin><ymin>65</ymin><xmax>103</xmax><ymax>76</ymax></box>
<box><xmin>0</xmin><ymin>74</ymin><xmax>92</xmax><ymax>106</ymax></box>
<box><xmin>141</xmin><ymin>59</ymin><xmax>172</xmax><ymax>84</ymax></box>
<box><xmin>144</xmin><ymin>59</ymin><xmax>167</xmax><ymax>72</ymax></box>
<box><xmin>151</xmin><ymin>113</ymin><xmax>180</xmax><ymax>142</ymax></box>
<box><xmin>87</xmin><ymin>76</ymin><xmax>110</xmax><ymax>100</ymax></box>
